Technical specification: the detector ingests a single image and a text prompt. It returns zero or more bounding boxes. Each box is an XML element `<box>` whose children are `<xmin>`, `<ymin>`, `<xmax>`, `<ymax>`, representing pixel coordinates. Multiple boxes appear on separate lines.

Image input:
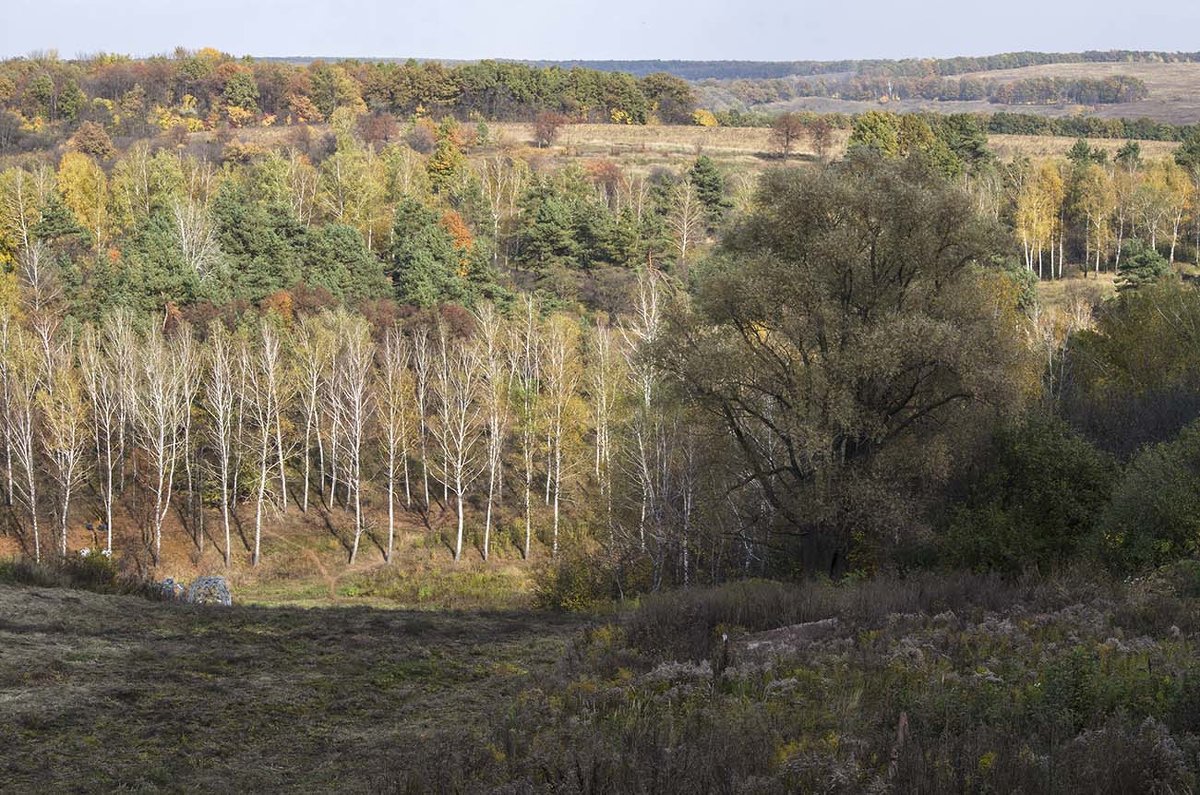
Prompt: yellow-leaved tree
<box><xmin>56</xmin><ymin>151</ymin><xmax>109</xmax><ymax>253</ymax></box>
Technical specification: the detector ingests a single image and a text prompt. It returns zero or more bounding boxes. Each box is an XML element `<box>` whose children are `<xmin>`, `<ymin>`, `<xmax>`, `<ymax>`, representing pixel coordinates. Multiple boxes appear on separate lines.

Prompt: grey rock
<box><xmin>186</xmin><ymin>576</ymin><xmax>232</xmax><ymax>607</ymax></box>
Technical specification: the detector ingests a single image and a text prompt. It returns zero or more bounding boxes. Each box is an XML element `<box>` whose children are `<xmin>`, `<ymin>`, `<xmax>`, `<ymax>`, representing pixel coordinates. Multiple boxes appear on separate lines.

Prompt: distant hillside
<box><xmin>703</xmin><ymin>60</ymin><xmax>1200</xmax><ymax>125</ymax></box>
<box><xmin>269</xmin><ymin>51</ymin><xmax>1200</xmax><ymax>81</ymax></box>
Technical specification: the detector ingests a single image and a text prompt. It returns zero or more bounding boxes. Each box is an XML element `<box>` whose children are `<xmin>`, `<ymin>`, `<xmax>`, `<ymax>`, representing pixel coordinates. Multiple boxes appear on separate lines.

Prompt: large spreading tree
<box><xmin>659</xmin><ymin>151</ymin><xmax>1032</xmax><ymax>573</ymax></box>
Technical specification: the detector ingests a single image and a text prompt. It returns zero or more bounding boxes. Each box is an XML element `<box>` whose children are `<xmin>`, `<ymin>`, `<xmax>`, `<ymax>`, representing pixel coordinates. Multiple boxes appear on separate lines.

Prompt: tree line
<box><xmin>705</xmin><ymin>106</ymin><xmax>1196</xmax><ymax>145</ymax></box>
<box><xmin>835</xmin><ymin>111</ymin><xmax>1200</xmax><ymax>277</ymax></box>
<box><xmin>0</xmin><ymin>267</ymin><xmax>758</xmax><ymax>593</ymax></box>
<box><xmin>0</xmin><ymin>49</ymin><xmax>699</xmax><ymax>153</ymax></box>
<box><xmin>709</xmin><ymin>73</ymin><xmax>1149</xmax><ymax>108</ymax></box>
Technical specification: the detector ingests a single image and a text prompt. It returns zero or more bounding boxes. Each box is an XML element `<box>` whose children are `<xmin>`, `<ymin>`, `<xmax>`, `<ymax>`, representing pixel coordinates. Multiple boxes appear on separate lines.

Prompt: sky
<box><xmin>2</xmin><ymin>0</ymin><xmax>1199</xmax><ymax>62</ymax></box>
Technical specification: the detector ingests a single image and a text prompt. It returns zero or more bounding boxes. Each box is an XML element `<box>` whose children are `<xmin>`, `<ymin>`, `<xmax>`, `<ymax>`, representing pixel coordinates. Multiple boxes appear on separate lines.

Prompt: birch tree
<box><xmin>205</xmin><ymin>322</ymin><xmax>238</xmax><ymax>566</ymax></box>
<box><xmin>131</xmin><ymin>325</ymin><xmax>190</xmax><ymax>565</ymax></box>
<box><xmin>3</xmin><ymin>325</ymin><xmax>42</xmax><ymax>561</ymax></box>
<box><xmin>19</xmin><ymin>242</ymin><xmax>62</xmax><ymax>374</ymax></box>
<box><xmin>39</xmin><ymin>356</ymin><xmax>88</xmax><ymax>559</ymax></box>
<box><xmin>172</xmin><ymin>197</ymin><xmax>220</xmax><ymax>277</ymax></box>
<box><xmin>242</xmin><ymin>321</ymin><xmax>286</xmax><ymax>567</ymax></box>
<box><xmin>665</xmin><ymin>180</ymin><xmax>705</xmax><ymax>278</ymax></box>
<box><xmin>430</xmin><ymin>328</ymin><xmax>484</xmax><ymax>562</ymax></box>
<box><xmin>378</xmin><ymin>326</ymin><xmax>413</xmax><ymax>562</ymax></box>
<box><xmin>477</xmin><ymin>155</ymin><xmax>529</xmax><ymax>266</ymax></box>
<box><xmin>79</xmin><ymin>324</ymin><xmax>122</xmax><ymax>556</ymax></box>
<box><xmin>105</xmin><ymin>310</ymin><xmax>138</xmax><ymax>497</ymax></box>
<box><xmin>475</xmin><ymin>304</ymin><xmax>510</xmax><ymax>561</ymax></box>
<box><xmin>317</xmin><ymin>315</ymin><xmax>344</xmax><ymax>506</ymax></box>
<box><xmin>0</xmin><ymin>165</ymin><xmax>53</xmax><ymax>253</ymax></box>
<box><xmin>0</xmin><ymin>314</ymin><xmax>14</xmax><ymax>507</ymax></box>
<box><xmin>623</xmin><ymin>268</ymin><xmax>667</xmax><ymax>550</ymax></box>
<box><xmin>295</xmin><ymin>314</ymin><xmax>333</xmax><ymax>512</ymax></box>
<box><xmin>410</xmin><ymin>325</ymin><xmax>434</xmax><ymax>510</ymax></box>
<box><xmin>543</xmin><ymin>314</ymin><xmax>581</xmax><ymax>557</ymax></box>
<box><xmin>335</xmin><ymin>314</ymin><xmax>374</xmax><ymax>563</ymax></box>
<box><xmin>509</xmin><ymin>297</ymin><xmax>542</xmax><ymax>559</ymax></box>
<box><xmin>587</xmin><ymin>320</ymin><xmax>623</xmax><ymax>538</ymax></box>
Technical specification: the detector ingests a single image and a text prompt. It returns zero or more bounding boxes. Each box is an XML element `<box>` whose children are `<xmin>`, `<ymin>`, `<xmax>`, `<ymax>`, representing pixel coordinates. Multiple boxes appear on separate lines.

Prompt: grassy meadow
<box><xmin>5</xmin><ymin>558</ymin><xmax>1200</xmax><ymax>792</ymax></box>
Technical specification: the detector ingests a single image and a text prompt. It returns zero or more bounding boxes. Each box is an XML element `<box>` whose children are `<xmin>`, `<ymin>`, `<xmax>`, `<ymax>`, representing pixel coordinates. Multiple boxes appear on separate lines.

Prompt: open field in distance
<box><xmin>733</xmin><ymin>61</ymin><xmax>1200</xmax><ymax>124</ymax></box>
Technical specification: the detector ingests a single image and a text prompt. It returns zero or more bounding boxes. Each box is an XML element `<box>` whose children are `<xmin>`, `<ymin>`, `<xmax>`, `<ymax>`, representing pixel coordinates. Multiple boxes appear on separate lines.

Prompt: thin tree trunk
<box><xmin>454</xmin><ymin>489</ymin><xmax>464</xmax><ymax>562</ymax></box>
<box><xmin>386</xmin><ymin>458</ymin><xmax>395</xmax><ymax>563</ymax></box>
<box><xmin>275</xmin><ymin>414</ymin><xmax>288</xmax><ymax>509</ymax></box>
<box><xmin>253</xmin><ymin>445</ymin><xmax>267</xmax><ymax>566</ymax></box>
<box><xmin>301</xmin><ymin>411</ymin><xmax>312</xmax><ymax>512</ymax></box>
<box><xmin>484</xmin><ymin>466</ymin><xmax>495</xmax><ymax>561</ymax></box>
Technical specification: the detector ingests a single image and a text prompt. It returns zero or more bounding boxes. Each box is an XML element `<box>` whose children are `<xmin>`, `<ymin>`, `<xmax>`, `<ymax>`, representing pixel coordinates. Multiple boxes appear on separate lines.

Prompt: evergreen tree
<box><xmin>211</xmin><ymin>183</ymin><xmax>303</xmax><ymax>301</ymax></box>
<box><xmin>121</xmin><ymin>208</ymin><xmax>206</xmax><ymax>311</ymax></box>
<box><xmin>1175</xmin><ymin>129</ymin><xmax>1200</xmax><ymax>172</ymax></box>
<box><xmin>34</xmin><ymin>193</ymin><xmax>91</xmax><ymax>253</ymax></box>
<box><xmin>518</xmin><ymin>184</ymin><xmax>584</xmax><ymax>271</ymax></box>
<box><xmin>387</xmin><ymin>198</ymin><xmax>466</xmax><ymax>306</ymax></box>
<box><xmin>303</xmin><ymin>224</ymin><xmax>391</xmax><ymax>303</ymax></box>
<box><xmin>688</xmin><ymin>156</ymin><xmax>731</xmax><ymax>224</ymax></box>
<box><xmin>1116</xmin><ymin>239</ymin><xmax>1171</xmax><ymax>291</ymax></box>
<box><xmin>1116</xmin><ymin>140</ymin><xmax>1142</xmax><ymax>172</ymax></box>
<box><xmin>1066</xmin><ymin>137</ymin><xmax>1095</xmax><ymax>165</ymax></box>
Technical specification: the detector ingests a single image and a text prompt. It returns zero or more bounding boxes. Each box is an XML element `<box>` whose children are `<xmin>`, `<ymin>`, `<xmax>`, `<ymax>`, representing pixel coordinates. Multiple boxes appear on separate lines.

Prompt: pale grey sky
<box><xmin>2</xmin><ymin>0</ymin><xmax>1198</xmax><ymax>61</ymax></box>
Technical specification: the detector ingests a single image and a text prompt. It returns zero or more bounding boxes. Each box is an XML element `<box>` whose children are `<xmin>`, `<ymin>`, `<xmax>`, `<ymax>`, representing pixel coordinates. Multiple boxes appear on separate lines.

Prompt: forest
<box><xmin>1</xmin><ymin>88</ymin><xmax>1200</xmax><ymax>572</ymax></box>
<box><xmin>9</xmin><ymin>52</ymin><xmax>1200</xmax><ymax>790</ymax></box>
<box><xmin>0</xmin><ymin>49</ymin><xmax>698</xmax><ymax>154</ymax></box>
<box><xmin>1</xmin><ymin>95</ymin><xmax>1200</xmax><ymax>584</ymax></box>
<box><xmin>707</xmin><ymin>73</ymin><xmax>1150</xmax><ymax>107</ymax></box>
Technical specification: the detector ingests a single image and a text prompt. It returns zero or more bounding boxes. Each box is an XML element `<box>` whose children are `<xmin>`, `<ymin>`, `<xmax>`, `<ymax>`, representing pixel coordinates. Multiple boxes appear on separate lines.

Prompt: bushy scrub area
<box><xmin>394</xmin><ymin>571</ymin><xmax>1200</xmax><ymax>793</ymax></box>
<box><xmin>0</xmin><ymin>552</ymin><xmax>166</xmax><ymax>598</ymax></box>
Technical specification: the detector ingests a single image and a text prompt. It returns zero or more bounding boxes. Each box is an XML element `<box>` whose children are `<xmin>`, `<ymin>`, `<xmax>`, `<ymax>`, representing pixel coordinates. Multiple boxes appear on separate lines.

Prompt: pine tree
<box><xmin>688</xmin><ymin>156</ymin><xmax>731</xmax><ymax>224</ymax></box>
<box><xmin>1116</xmin><ymin>239</ymin><xmax>1171</xmax><ymax>291</ymax></box>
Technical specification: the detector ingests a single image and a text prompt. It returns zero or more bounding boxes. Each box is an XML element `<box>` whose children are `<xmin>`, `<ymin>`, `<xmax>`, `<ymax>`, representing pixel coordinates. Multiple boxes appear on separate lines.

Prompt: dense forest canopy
<box><xmin>0</xmin><ymin>49</ymin><xmax>698</xmax><ymax>149</ymax></box>
<box><xmin>3</xmin><ymin>88</ymin><xmax>1200</xmax><ymax>587</ymax></box>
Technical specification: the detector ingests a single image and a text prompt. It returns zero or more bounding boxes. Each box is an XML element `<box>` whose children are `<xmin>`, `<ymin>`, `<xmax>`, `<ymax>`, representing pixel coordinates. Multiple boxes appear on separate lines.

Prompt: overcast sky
<box><xmin>2</xmin><ymin>0</ymin><xmax>1198</xmax><ymax>61</ymax></box>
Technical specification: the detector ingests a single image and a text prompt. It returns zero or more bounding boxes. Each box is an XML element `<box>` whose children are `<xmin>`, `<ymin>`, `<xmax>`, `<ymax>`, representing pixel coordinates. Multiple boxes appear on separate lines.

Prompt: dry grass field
<box><xmin>748</xmin><ymin>61</ymin><xmax>1200</xmax><ymax>124</ymax></box>
<box><xmin>491</xmin><ymin>122</ymin><xmax>1178</xmax><ymax>169</ymax></box>
<box><xmin>961</xmin><ymin>61</ymin><xmax>1200</xmax><ymax>124</ymax></box>
<box><xmin>987</xmin><ymin>133</ymin><xmax>1178</xmax><ymax>159</ymax></box>
<box><xmin>0</xmin><ymin>582</ymin><xmax>579</xmax><ymax>791</ymax></box>
<box><xmin>198</xmin><ymin>120</ymin><xmax>1178</xmax><ymax>182</ymax></box>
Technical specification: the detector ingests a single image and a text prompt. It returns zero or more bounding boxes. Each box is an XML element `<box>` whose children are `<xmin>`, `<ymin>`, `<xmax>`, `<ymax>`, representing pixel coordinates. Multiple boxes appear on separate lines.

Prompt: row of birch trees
<box><xmin>0</xmin><ymin>266</ymin><xmax>719</xmax><ymax>583</ymax></box>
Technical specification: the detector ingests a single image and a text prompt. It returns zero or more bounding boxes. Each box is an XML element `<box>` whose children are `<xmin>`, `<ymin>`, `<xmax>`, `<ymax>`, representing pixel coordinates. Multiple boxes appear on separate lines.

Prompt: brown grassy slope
<box><xmin>1036</xmin><ymin>271</ymin><xmax>1118</xmax><ymax>314</ymax></box>
<box><xmin>987</xmin><ymin>133</ymin><xmax>1178</xmax><ymax>159</ymax></box>
<box><xmin>248</xmin><ymin>120</ymin><xmax>1174</xmax><ymax>168</ymax></box>
<box><xmin>0</xmin><ymin>583</ymin><xmax>580</xmax><ymax>792</ymax></box>
<box><xmin>749</xmin><ymin>61</ymin><xmax>1200</xmax><ymax>124</ymax></box>
<box><xmin>0</xmin><ymin>492</ymin><xmax>543</xmax><ymax>611</ymax></box>
<box><xmin>961</xmin><ymin>61</ymin><xmax>1200</xmax><ymax>124</ymax></box>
